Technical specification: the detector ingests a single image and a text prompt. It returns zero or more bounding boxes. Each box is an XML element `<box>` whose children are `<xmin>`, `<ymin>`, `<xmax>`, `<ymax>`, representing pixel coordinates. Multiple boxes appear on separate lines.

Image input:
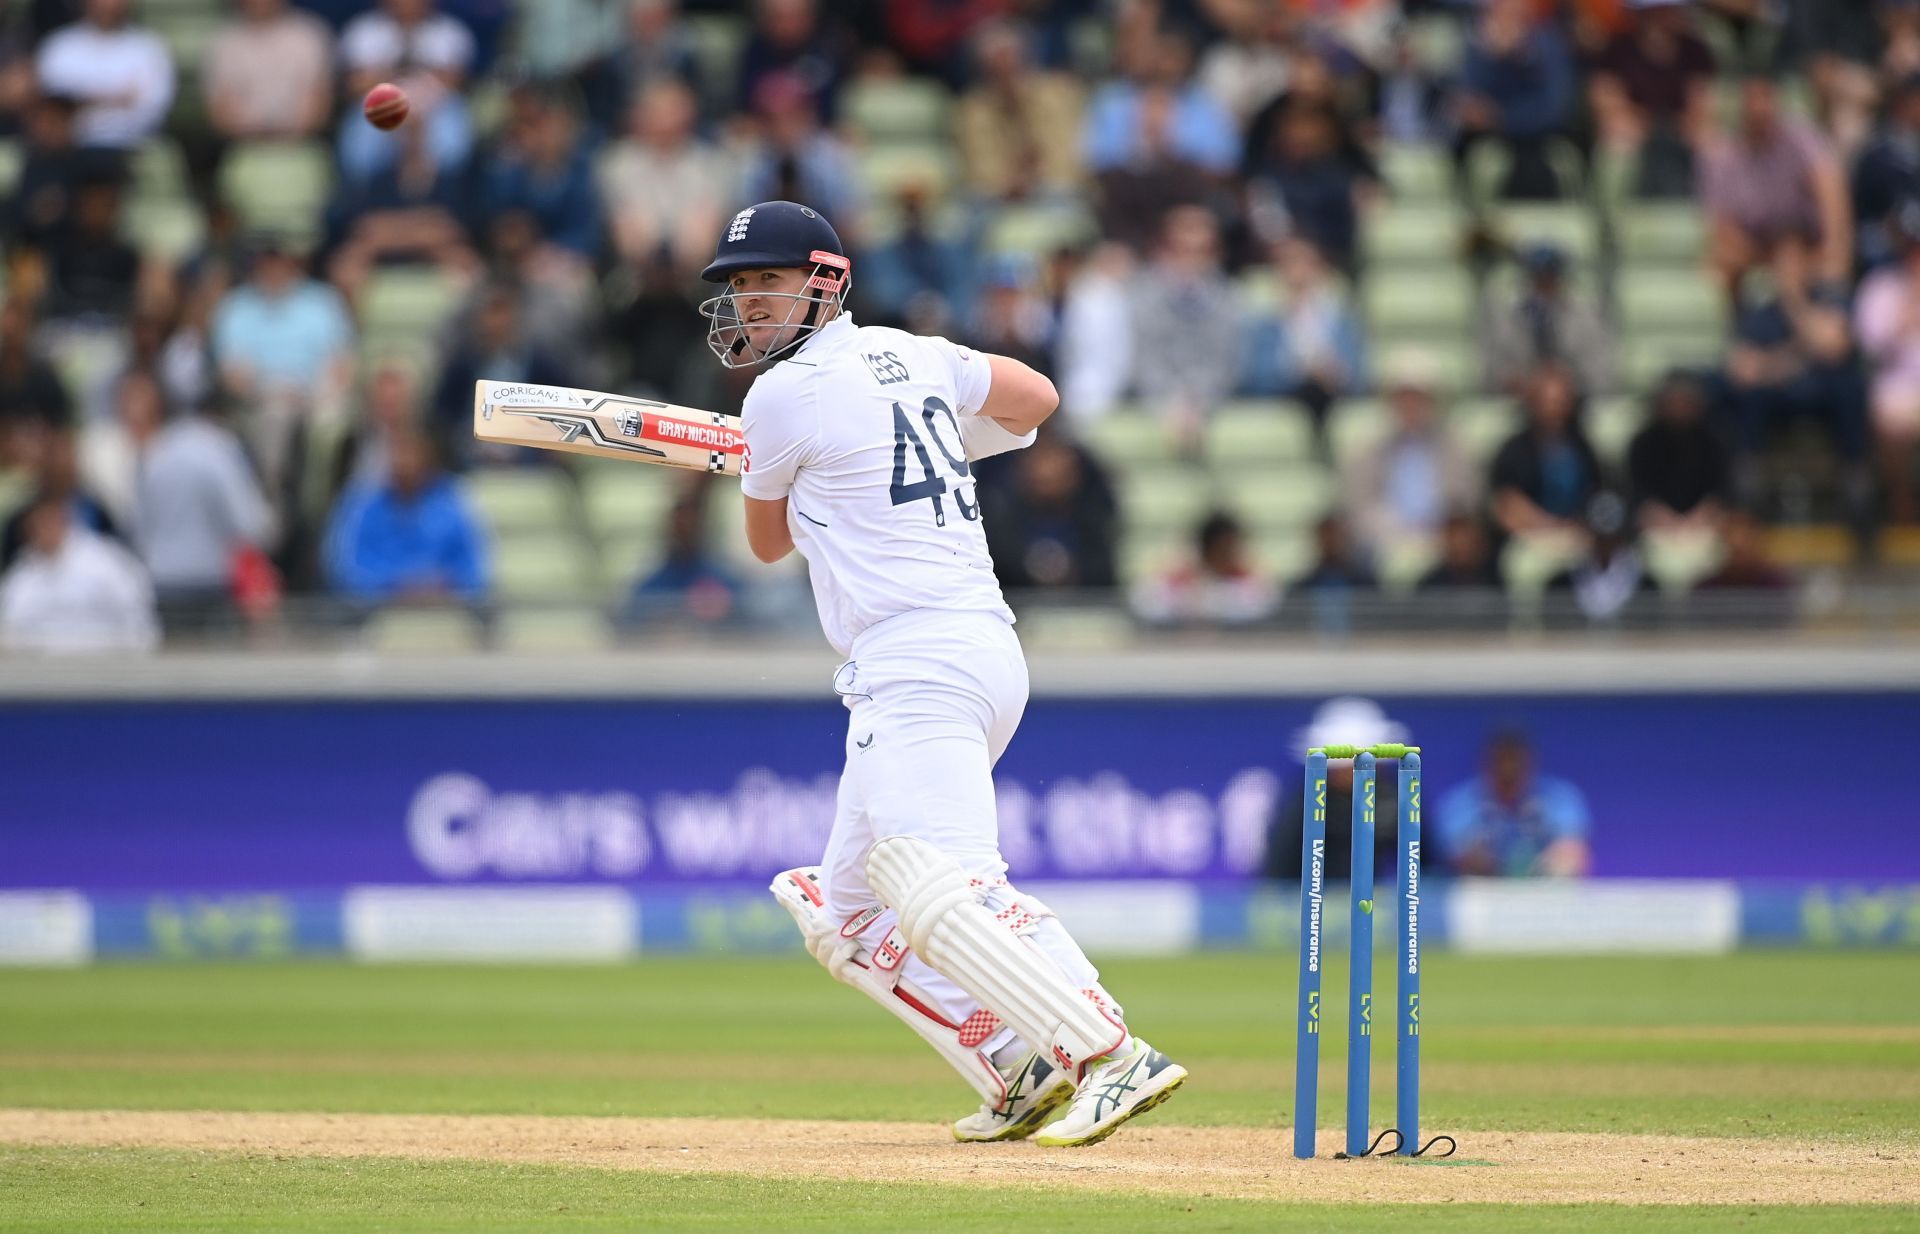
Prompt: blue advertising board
<box><xmin>3</xmin><ymin>692</ymin><xmax>1917</xmax><ymax>890</ymax></box>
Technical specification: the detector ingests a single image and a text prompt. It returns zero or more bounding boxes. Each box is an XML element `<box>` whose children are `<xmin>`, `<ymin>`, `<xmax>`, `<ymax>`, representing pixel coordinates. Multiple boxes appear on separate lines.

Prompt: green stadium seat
<box><xmin>1616</xmin><ymin>204</ymin><xmax>1707</xmax><ymax>264</ymax></box>
<box><xmin>359</xmin><ymin>266</ymin><xmax>464</xmax><ymax>344</ymax></box>
<box><xmin>218</xmin><ymin>141</ymin><xmax>333</xmax><ymax>239</ymax></box>
<box><xmin>466</xmin><ymin>78</ymin><xmax>513</xmax><ymax>140</ymax></box>
<box><xmin>466</xmin><ymin>467</ymin><xmax>573</xmax><ymax>532</ymax></box>
<box><xmin>1381</xmin><ymin>142</ymin><xmax>1450</xmax><ymax>202</ymax></box>
<box><xmin>1587</xmin><ymin>395</ymin><xmax>1645</xmax><ymax>467</ymax></box>
<box><xmin>131</xmin><ymin>138</ymin><xmax>189</xmax><ymax>201</ymax></box>
<box><xmin>1500</xmin><ymin>529</ymin><xmax>1588</xmax><ymax>597</ymax></box>
<box><xmin>491</xmin><ymin>530</ymin><xmax>600</xmax><ymax>601</ymax></box>
<box><xmin>1329</xmin><ymin>397</ymin><xmax>1390</xmax><ymax>469</ymax></box>
<box><xmin>1233</xmin><ymin>264</ymin><xmax>1284</xmax><ymax>314</ymax></box>
<box><xmin>1363</xmin><ymin>204</ymin><xmax>1465</xmax><ymax>266</ymax></box>
<box><xmin>495</xmin><ymin>609</ymin><xmax>614</xmax><ymax>652</ymax></box>
<box><xmin>842</xmin><ymin>76</ymin><xmax>951</xmax><ymax>144</ymax></box>
<box><xmin>982</xmin><ymin>201</ymin><xmax>1098</xmax><ymax>261</ymax></box>
<box><xmin>1450</xmin><ymin>397</ymin><xmax>1518</xmax><ymax>465</ymax></box>
<box><xmin>123</xmin><ymin>196</ymin><xmax>206</xmax><ymax>264</ymax></box>
<box><xmin>1078</xmin><ymin>411</ymin><xmax>1176</xmax><ymax>471</ymax></box>
<box><xmin>148</xmin><ymin>4</ymin><xmax>223</xmax><ymax>75</ymax></box>
<box><xmin>1622</xmin><ymin>334</ymin><xmax>1724</xmax><ymax>388</ymax></box>
<box><xmin>364</xmin><ymin>607</ymin><xmax>486</xmax><ymax>652</ymax></box>
<box><xmin>1249</xmin><ymin>528</ymin><xmax>1318</xmax><ymax>583</ymax></box>
<box><xmin>1376</xmin><ymin>535</ymin><xmax>1442</xmax><ymax>596</ymax></box>
<box><xmin>1118</xmin><ymin>466</ymin><xmax>1214</xmax><ymax>533</ymax></box>
<box><xmin>0</xmin><ymin>466</ymin><xmax>32</xmax><ymax>515</ymax></box>
<box><xmin>1203</xmin><ymin>401</ymin><xmax>1314</xmax><ymax>468</ymax></box>
<box><xmin>1618</xmin><ymin>267</ymin><xmax>1726</xmax><ymax>332</ymax></box>
<box><xmin>0</xmin><ymin>138</ymin><xmax>21</xmax><ymax>196</ymax></box>
<box><xmin>1487</xmin><ymin>202</ymin><xmax>1599</xmax><ymax>268</ymax></box>
<box><xmin>1406</xmin><ymin>347</ymin><xmax>1478</xmax><ymax>395</ymax></box>
<box><xmin>707</xmin><ymin>490</ymin><xmax>770</xmax><ymax>575</ymax></box>
<box><xmin>1118</xmin><ymin>531</ymin><xmax>1187</xmax><ymax>588</ymax></box>
<box><xmin>580</xmin><ymin>465</ymin><xmax>676</xmax><ymax>543</ymax></box>
<box><xmin>683</xmin><ymin>14</ymin><xmax>749</xmax><ymax>100</ymax></box>
<box><xmin>855</xmin><ymin>142</ymin><xmax>957</xmax><ymax>201</ymax></box>
<box><xmin>1221</xmin><ymin>466</ymin><xmax>1333</xmax><ymax>530</ymax></box>
<box><xmin>1407</xmin><ymin>14</ymin><xmax>1466</xmax><ymax>73</ymax></box>
<box><xmin>1019</xmin><ymin>606</ymin><xmax>1134</xmax><ymax>650</ymax></box>
<box><xmin>1642</xmin><ymin>527</ymin><xmax>1726</xmax><ymax>596</ymax></box>
<box><xmin>1363</xmin><ymin>267</ymin><xmax>1474</xmax><ymax>338</ymax></box>
<box><xmin>43</xmin><ymin>330</ymin><xmax>125</xmax><ymax>404</ymax></box>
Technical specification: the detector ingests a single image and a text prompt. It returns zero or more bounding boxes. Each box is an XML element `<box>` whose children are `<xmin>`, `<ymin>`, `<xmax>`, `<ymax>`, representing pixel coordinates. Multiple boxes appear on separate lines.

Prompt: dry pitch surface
<box><xmin>4</xmin><ymin>1109</ymin><xmax>1919</xmax><ymax>1207</ymax></box>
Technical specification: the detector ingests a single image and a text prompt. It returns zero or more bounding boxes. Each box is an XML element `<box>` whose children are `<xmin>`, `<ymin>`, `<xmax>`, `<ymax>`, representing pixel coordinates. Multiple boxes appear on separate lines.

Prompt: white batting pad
<box><xmin>865</xmin><ymin>835</ymin><xmax>1127</xmax><ymax>1075</ymax></box>
<box><xmin>769</xmin><ymin>866</ymin><xmax>1006</xmax><ymax>1103</ymax></box>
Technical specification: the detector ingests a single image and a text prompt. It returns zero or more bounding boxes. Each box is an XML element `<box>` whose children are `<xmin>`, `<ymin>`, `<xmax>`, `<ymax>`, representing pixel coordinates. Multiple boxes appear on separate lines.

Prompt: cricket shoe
<box><xmin>1033</xmin><ymin>1039</ymin><xmax>1187</xmax><ymax>1147</ymax></box>
<box><xmin>952</xmin><ymin>1050</ymin><xmax>1077</xmax><ymax>1143</ymax></box>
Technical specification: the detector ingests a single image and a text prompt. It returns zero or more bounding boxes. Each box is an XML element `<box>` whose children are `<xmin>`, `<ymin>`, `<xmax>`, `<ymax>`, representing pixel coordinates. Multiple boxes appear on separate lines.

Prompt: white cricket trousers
<box><xmin>820</xmin><ymin>608</ymin><xmax>1111</xmax><ymax>1052</ymax></box>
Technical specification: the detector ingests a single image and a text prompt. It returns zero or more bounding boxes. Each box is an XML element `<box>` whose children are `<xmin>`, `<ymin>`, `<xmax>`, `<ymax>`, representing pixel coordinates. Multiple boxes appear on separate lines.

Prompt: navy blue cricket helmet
<box><xmin>698</xmin><ymin>201</ymin><xmax>853</xmax><ymax>368</ymax></box>
<box><xmin>700</xmin><ymin>200</ymin><xmax>846</xmax><ymax>283</ymax></box>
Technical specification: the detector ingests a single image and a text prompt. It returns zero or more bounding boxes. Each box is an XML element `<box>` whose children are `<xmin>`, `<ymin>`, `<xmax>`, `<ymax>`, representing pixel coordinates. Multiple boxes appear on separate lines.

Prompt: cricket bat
<box><xmin>472</xmin><ymin>379</ymin><xmax>744</xmax><ymax>475</ymax></box>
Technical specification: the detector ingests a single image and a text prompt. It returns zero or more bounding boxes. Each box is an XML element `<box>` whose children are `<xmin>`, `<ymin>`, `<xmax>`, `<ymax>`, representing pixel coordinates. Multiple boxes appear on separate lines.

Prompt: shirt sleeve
<box><xmin>34</xmin><ymin>32</ymin><xmax>82</xmax><ymax>96</ymax></box>
<box><xmin>1435</xmin><ymin>780</ymin><xmax>1483</xmax><ymax>864</ymax></box>
<box><xmin>925</xmin><ymin>334</ymin><xmax>1034</xmax><ymax>460</ymax></box>
<box><xmin>738</xmin><ymin>371</ymin><xmax>816</xmax><ymax>501</ymax></box>
<box><xmin>1540</xmin><ymin>778</ymin><xmax>1592</xmax><ymax>841</ymax></box>
<box><xmin>958</xmin><ymin>414</ymin><xmax>1034</xmax><ymax>462</ymax></box>
<box><xmin>1853</xmin><ymin>273</ymin><xmax>1903</xmax><ymax>359</ymax></box>
<box><xmin>127</xmin><ymin>33</ymin><xmax>176</xmax><ymax>138</ymax></box>
<box><xmin>925</xmin><ymin>335</ymin><xmax>993</xmax><ymax>416</ymax></box>
<box><xmin>337</xmin><ymin>15</ymin><xmax>388</xmax><ymax>69</ymax></box>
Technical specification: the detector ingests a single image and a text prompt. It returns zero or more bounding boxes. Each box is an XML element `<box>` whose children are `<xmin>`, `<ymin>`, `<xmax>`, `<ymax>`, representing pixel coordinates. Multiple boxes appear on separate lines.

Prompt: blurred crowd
<box><xmin>1</xmin><ymin>0</ymin><xmax>1918</xmax><ymax>651</ymax></box>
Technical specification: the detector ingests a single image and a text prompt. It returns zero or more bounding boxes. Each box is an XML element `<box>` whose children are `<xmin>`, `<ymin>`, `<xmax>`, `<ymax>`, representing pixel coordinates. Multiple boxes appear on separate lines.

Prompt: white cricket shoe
<box><xmin>1033</xmin><ymin>1038</ymin><xmax>1187</xmax><ymax>1147</ymax></box>
<box><xmin>951</xmin><ymin>1051</ymin><xmax>1077</xmax><ymax>1143</ymax></box>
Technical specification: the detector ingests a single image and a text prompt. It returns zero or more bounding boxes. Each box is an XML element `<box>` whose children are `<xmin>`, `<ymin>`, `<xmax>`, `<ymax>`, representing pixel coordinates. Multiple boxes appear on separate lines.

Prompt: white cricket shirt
<box><xmin>738</xmin><ymin>313</ymin><xmax>1035</xmax><ymax>656</ymax></box>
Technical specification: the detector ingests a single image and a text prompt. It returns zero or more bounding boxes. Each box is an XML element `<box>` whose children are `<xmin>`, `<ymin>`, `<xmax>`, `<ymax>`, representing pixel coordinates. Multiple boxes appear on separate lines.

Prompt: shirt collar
<box><xmin>790</xmin><ymin>310</ymin><xmax>854</xmax><ymax>362</ymax></box>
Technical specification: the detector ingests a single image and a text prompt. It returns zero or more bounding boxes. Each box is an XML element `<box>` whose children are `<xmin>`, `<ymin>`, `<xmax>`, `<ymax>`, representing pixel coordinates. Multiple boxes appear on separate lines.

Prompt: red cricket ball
<box><xmin>362</xmin><ymin>82</ymin><xmax>410</xmax><ymax>131</ymax></box>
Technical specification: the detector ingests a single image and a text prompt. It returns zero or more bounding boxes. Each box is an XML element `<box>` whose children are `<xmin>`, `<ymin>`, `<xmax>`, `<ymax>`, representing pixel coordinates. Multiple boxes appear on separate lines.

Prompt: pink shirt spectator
<box><xmin>1698</xmin><ymin>119</ymin><xmax>1832</xmax><ymax>242</ymax></box>
<box><xmin>1854</xmin><ymin>265</ymin><xmax>1920</xmax><ymax>432</ymax></box>
<box><xmin>203</xmin><ymin>1</ymin><xmax>333</xmax><ymax>138</ymax></box>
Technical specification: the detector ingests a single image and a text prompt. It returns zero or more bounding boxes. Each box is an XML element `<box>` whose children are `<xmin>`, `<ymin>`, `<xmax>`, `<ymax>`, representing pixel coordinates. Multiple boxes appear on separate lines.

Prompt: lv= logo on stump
<box><xmin>1295</xmin><ymin>744</ymin><xmax>1456</xmax><ymax>1161</ymax></box>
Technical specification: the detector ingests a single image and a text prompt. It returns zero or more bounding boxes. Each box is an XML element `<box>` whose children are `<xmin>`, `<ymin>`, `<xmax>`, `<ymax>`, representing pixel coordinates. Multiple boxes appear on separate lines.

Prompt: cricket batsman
<box><xmin>700</xmin><ymin>201</ymin><xmax>1186</xmax><ymax>1146</ymax></box>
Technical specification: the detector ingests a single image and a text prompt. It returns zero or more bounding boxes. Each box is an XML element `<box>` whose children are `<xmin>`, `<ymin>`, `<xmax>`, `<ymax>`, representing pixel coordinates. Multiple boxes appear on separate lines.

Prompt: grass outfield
<box><xmin>1</xmin><ymin>952</ymin><xmax>1917</xmax><ymax>1231</ymax></box>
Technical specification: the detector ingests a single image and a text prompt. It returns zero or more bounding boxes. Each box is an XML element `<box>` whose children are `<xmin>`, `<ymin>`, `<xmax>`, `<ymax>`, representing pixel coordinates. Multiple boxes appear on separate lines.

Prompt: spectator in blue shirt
<box><xmin>621</xmin><ymin>487</ymin><xmax>740</xmax><ymax>629</ymax></box>
<box><xmin>1082</xmin><ymin>29</ymin><xmax>1237</xmax><ymax>176</ymax></box>
<box><xmin>486</xmin><ymin>86</ymin><xmax>601</xmax><ymax>264</ymax></box>
<box><xmin>856</xmin><ymin>184</ymin><xmax>974</xmax><ymax>330</ymax></box>
<box><xmin>325</xmin><ymin>428</ymin><xmax>489</xmax><ymax>608</ymax></box>
<box><xmin>1438</xmin><ymin>728</ymin><xmax>1592</xmax><ymax>877</ymax></box>
<box><xmin>210</xmin><ymin>237</ymin><xmax>355</xmax><ymax>402</ymax></box>
<box><xmin>1452</xmin><ymin>0</ymin><xmax>1576</xmax><ymax>200</ymax></box>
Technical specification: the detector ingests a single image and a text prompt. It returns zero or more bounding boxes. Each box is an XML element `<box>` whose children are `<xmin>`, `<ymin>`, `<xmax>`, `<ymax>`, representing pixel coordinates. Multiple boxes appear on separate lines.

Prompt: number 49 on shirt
<box><xmin>891</xmin><ymin>396</ymin><xmax>977</xmax><ymax>527</ymax></box>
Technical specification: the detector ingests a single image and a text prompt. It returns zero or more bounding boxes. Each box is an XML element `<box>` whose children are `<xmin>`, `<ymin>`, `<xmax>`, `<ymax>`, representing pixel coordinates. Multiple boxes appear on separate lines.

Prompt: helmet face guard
<box><xmin>698</xmin><ymin>250</ymin><xmax>851</xmax><ymax>369</ymax></box>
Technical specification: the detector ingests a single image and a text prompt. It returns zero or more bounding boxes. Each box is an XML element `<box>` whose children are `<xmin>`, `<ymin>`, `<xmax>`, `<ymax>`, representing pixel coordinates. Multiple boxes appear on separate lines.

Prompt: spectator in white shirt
<box><xmin>599</xmin><ymin>78</ymin><xmax>733</xmax><ymax>278</ymax></box>
<box><xmin>0</xmin><ymin>493</ymin><xmax>158</xmax><ymax>654</ymax></box>
<box><xmin>1055</xmin><ymin>242</ymin><xmax>1134</xmax><ymax>423</ymax></box>
<box><xmin>337</xmin><ymin>0</ymin><xmax>475</xmax><ymax>182</ymax></box>
<box><xmin>35</xmin><ymin>0</ymin><xmax>175</xmax><ymax>149</ymax></box>
<box><xmin>79</xmin><ymin>366</ymin><xmax>167</xmax><ymax>528</ymax></box>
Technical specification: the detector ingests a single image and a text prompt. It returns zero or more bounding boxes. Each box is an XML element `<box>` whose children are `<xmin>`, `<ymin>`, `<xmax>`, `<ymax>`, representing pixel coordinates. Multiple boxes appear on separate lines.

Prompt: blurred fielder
<box><xmin>704</xmin><ymin>200</ymin><xmax>1187</xmax><ymax>1146</ymax></box>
